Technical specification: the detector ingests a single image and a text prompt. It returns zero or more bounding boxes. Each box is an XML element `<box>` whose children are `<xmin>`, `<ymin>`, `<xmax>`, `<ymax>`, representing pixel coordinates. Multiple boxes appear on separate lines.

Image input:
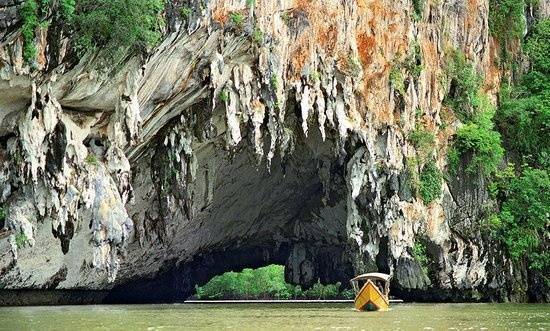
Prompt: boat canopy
<box><xmin>350</xmin><ymin>273</ymin><xmax>392</xmax><ymax>297</ymax></box>
<box><xmin>350</xmin><ymin>272</ymin><xmax>392</xmax><ymax>283</ymax></box>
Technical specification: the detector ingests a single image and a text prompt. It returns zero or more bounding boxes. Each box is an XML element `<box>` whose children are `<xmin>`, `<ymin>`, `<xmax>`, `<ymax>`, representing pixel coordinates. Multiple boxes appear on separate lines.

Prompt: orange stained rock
<box><xmin>466</xmin><ymin>0</ymin><xmax>480</xmax><ymax>30</ymax></box>
<box><xmin>289</xmin><ymin>44</ymin><xmax>309</xmax><ymax>79</ymax></box>
<box><xmin>357</xmin><ymin>33</ymin><xmax>376</xmax><ymax>67</ymax></box>
<box><xmin>290</xmin><ymin>0</ymin><xmax>342</xmax><ymax>78</ymax></box>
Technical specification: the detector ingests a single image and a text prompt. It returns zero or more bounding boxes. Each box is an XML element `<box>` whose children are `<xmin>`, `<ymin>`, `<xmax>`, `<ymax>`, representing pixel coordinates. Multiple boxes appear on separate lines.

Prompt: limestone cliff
<box><xmin>0</xmin><ymin>0</ymin><xmax>546</xmax><ymax>304</ymax></box>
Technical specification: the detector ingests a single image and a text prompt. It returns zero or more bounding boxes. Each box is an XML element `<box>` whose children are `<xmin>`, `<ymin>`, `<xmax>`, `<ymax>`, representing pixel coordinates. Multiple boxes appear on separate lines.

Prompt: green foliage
<box><xmin>419</xmin><ymin>160</ymin><xmax>442</xmax><ymax>203</ymax></box>
<box><xmin>38</xmin><ymin>0</ymin><xmax>49</xmax><ymax>14</ymax></box>
<box><xmin>496</xmin><ymin>20</ymin><xmax>550</xmax><ymax>168</ymax></box>
<box><xmin>443</xmin><ymin>50</ymin><xmax>483</xmax><ymax>121</ymax></box>
<box><xmin>389</xmin><ymin>66</ymin><xmax>405</xmax><ymax>96</ymax></box>
<box><xmin>409</xmin><ymin>124</ymin><xmax>435</xmax><ymax>158</ymax></box>
<box><xmin>19</xmin><ymin>0</ymin><xmax>74</xmax><ymax>63</ymax></box>
<box><xmin>246</xmin><ymin>0</ymin><xmax>255</xmax><ymax>7</ymax></box>
<box><xmin>309</xmin><ymin>70</ymin><xmax>320</xmax><ymax>83</ymax></box>
<box><xmin>391</xmin><ymin>42</ymin><xmax>422</xmax><ymax>95</ymax></box>
<box><xmin>20</xmin><ymin>0</ymin><xmax>39</xmax><ymax>62</ymax></box>
<box><xmin>196</xmin><ymin>265</ymin><xmax>288</xmax><ymax>300</ymax></box>
<box><xmin>405</xmin><ymin>42</ymin><xmax>424</xmax><ymax>79</ymax></box>
<box><xmin>529</xmin><ymin>251</ymin><xmax>550</xmax><ymax>272</ymax></box>
<box><xmin>406</xmin><ymin>156</ymin><xmax>420</xmax><ymax>195</ymax></box>
<box><xmin>340</xmin><ymin>288</ymin><xmax>355</xmax><ymax>300</ymax></box>
<box><xmin>229</xmin><ymin>12</ymin><xmax>244</xmax><ymax>27</ymax></box>
<box><xmin>488</xmin><ymin>163</ymin><xmax>516</xmax><ymax>199</ymax></box>
<box><xmin>347</xmin><ymin>55</ymin><xmax>362</xmax><ymax>76</ymax></box>
<box><xmin>524</xmin><ymin>19</ymin><xmax>550</xmax><ymax>75</ymax></box>
<box><xmin>301</xmin><ymin>281</ymin><xmax>341</xmax><ymax>299</ymax></box>
<box><xmin>270</xmin><ymin>75</ymin><xmax>279</xmax><ymax>91</ymax></box>
<box><xmin>85</xmin><ymin>153</ymin><xmax>99</xmax><ymax>166</ymax></box>
<box><xmin>218</xmin><ymin>89</ymin><xmax>229</xmax><ymax>103</ymax></box>
<box><xmin>454</xmin><ymin>103</ymin><xmax>504</xmax><ymax>176</ymax></box>
<box><xmin>195</xmin><ymin>265</ymin><xmax>351</xmax><ymax>300</ymax></box>
<box><xmin>59</xmin><ymin>0</ymin><xmax>75</xmax><ymax>21</ymax></box>
<box><xmin>252</xmin><ymin>27</ymin><xmax>264</xmax><ymax>45</ymax></box>
<box><xmin>0</xmin><ymin>206</ymin><xmax>5</xmax><ymax>224</ymax></box>
<box><xmin>280</xmin><ymin>12</ymin><xmax>291</xmax><ymax>24</ymax></box>
<box><xmin>412</xmin><ymin>0</ymin><xmax>425</xmax><ymax>21</ymax></box>
<box><xmin>15</xmin><ymin>232</ymin><xmax>28</xmax><ymax>249</ymax></box>
<box><xmin>493</xmin><ymin>168</ymin><xmax>549</xmax><ymax>271</ymax></box>
<box><xmin>412</xmin><ymin>241</ymin><xmax>429</xmax><ymax>274</ymax></box>
<box><xmin>488</xmin><ymin>0</ymin><xmax>528</xmax><ymax>46</ymax></box>
<box><xmin>490</xmin><ymin>19</ymin><xmax>549</xmax><ymax>280</ymax></box>
<box><xmin>180</xmin><ymin>5</ymin><xmax>192</xmax><ymax>20</ymax></box>
<box><xmin>447</xmin><ymin>146</ymin><xmax>460</xmax><ymax>176</ymax></box>
<box><xmin>73</xmin><ymin>0</ymin><xmax>165</xmax><ymax>61</ymax></box>
<box><xmin>444</xmin><ymin>50</ymin><xmax>504</xmax><ymax>176</ymax></box>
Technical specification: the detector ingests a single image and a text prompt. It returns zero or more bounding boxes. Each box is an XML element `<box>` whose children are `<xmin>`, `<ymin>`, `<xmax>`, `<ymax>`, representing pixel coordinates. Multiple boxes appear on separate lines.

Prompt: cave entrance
<box><xmin>107</xmin><ymin>114</ymin><xmax>357</xmax><ymax>304</ymax></box>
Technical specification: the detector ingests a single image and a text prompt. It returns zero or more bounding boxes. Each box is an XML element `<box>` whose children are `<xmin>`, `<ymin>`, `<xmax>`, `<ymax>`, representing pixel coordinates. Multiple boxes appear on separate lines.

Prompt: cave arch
<box><xmin>105</xmin><ymin>119</ymin><xmax>357</xmax><ymax>304</ymax></box>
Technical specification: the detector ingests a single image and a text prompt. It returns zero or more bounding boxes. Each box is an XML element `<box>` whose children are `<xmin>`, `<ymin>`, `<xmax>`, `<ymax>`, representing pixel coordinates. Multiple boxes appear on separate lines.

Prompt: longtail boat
<box><xmin>350</xmin><ymin>272</ymin><xmax>392</xmax><ymax>311</ymax></box>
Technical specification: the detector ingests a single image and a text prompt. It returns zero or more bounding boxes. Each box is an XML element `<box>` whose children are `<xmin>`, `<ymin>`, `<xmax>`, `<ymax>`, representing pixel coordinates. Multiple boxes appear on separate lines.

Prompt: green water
<box><xmin>0</xmin><ymin>303</ymin><xmax>548</xmax><ymax>330</ymax></box>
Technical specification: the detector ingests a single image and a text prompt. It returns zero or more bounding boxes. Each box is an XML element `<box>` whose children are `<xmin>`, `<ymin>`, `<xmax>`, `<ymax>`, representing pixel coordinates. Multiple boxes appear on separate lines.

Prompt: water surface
<box><xmin>0</xmin><ymin>303</ymin><xmax>548</xmax><ymax>330</ymax></box>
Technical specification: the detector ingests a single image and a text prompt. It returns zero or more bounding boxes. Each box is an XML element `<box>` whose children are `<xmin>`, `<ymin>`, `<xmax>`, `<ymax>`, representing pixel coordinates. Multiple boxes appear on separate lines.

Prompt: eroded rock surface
<box><xmin>0</xmin><ymin>0</ymin><xmax>547</xmax><ymax>304</ymax></box>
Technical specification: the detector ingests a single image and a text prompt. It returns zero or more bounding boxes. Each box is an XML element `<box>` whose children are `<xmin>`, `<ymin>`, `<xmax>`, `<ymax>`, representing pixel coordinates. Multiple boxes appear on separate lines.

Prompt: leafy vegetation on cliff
<box><xmin>412</xmin><ymin>0</ymin><xmax>424</xmax><ymax>21</ymax></box>
<box><xmin>453</xmin><ymin>103</ymin><xmax>504</xmax><ymax>176</ymax></box>
<box><xmin>0</xmin><ymin>206</ymin><xmax>5</xmax><ymax>226</ymax></box>
<box><xmin>73</xmin><ymin>0</ymin><xmax>164</xmax><ymax>59</ymax></box>
<box><xmin>497</xmin><ymin>19</ymin><xmax>550</xmax><ymax>168</ymax></box>
<box><xmin>195</xmin><ymin>265</ymin><xmax>353</xmax><ymax>300</ymax></box>
<box><xmin>445</xmin><ymin>50</ymin><xmax>504</xmax><ymax>176</ymax></box>
<box><xmin>489</xmin><ymin>0</ymin><xmax>531</xmax><ymax>46</ymax></box>
<box><xmin>20</xmin><ymin>0</ymin><xmax>39</xmax><ymax>62</ymax></box>
<box><xmin>419</xmin><ymin>160</ymin><xmax>442</xmax><ymax>204</ymax></box>
<box><xmin>491</xmin><ymin>168</ymin><xmax>549</xmax><ymax>269</ymax></box>
<box><xmin>15</xmin><ymin>232</ymin><xmax>28</xmax><ymax>249</ymax></box>
<box><xmin>409</xmin><ymin>123</ymin><xmax>435</xmax><ymax>159</ymax></box>
<box><xmin>443</xmin><ymin>50</ymin><xmax>483</xmax><ymax>121</ymax></box>
<box><xmin>20</xmin><ymin>0</ymin><xmax>165</xmax><ymax>63</ymax></box>
<box><xmin>491</xmin><ymin>19</ymin><xmax>550</xmax><ymax>276</ymax></box>
<box><xmin>412</xmin><ymin>241</ymin><xmax>430</xmax><ymax>274</ymax></box>
<box><xmin>442</xmin><ymin>16</ymin><xmax>549</xmax><ymax>279</ymax></box>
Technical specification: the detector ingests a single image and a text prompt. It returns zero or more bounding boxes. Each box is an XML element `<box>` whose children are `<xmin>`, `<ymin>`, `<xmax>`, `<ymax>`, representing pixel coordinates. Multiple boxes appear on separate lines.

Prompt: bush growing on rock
<box><xmin>409</xmin><ymin>124</ymin><xmax>435</xmax><ymax>159</ymax></box>
<box><xmin>492</xmin><ymin>168</ymin><xmax>549</xmax><ymax>270</ymax></box>
<box><xmin>180</xmin><ymin>5</ymin><xmax>192</xmax><ymax>20</ymax></box>
<box><xmin>20</xmin><ymin>0</ymin><xmax>39</xmax><ymax>62</ymax></box>
<box><xmin>412</xmin><ymin>0</ymin><xmax>424</xmax><ymax>20</ymax></box>
<box><xmin>229</xmin><ymin>12</ymin><xmax>244</xmax><ymax>27</ymax></box>
<box><xmin>73</xmin><ymin>0</ymin><xmax>165</xmax><ymax>60</ymax></box>
<box><xmin>443</xmin><ymin>50</ymin><xmax>483</xmax><ymax>121</ymax></box>
<box><xmin>412</xmin><ymin>241</ymin><xmax>429</xmax><ymax>274</ymax></box>
<box><xmin>454</xmin><ymin>103</ymin><xmax>504</xmax><ymax>176</ymax></box>
<box><xmin>15</xmin><ymin>232</ymin><xmax>28</xmax><ymax>249</ymax></box>
<box><xmin>19</xmin><ymin>0</ymin><xmax>165</xmax><ymax>64</ymax></box>
<box><xmin>497</xmin><ymin>19</ymin><xmax>550</xmax><ymax>169</ymax></box>
<box><xmin>491</xmin><ymin>19</ymin><xmax>550</xmax><ymax>280</ymax></box>
<box><xmin>419</xmin><ymin>160</ymin><xmax>442</xmax><ymax>204</ymax></box>
<box><xmin>445</xmin><ymin>50</ymin><xmax>504</xmax><ymax>177</ymax></box>
<box><xmin>489</xmin><ymin>0</ymin><xmax>530</xmax><ymax>46</ymax></box>
<box><xmin>0</xmin><ymin>206</ymin><xmax>5</xmax><ymax>226</ymax></box>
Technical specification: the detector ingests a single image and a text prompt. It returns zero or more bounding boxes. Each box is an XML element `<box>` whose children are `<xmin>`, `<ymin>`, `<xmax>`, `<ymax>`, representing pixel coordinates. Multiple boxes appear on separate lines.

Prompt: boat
<box><xmin>350</xmin><ymin>272</ymin><xmax>392</xmax><ymax>311</ymax></box>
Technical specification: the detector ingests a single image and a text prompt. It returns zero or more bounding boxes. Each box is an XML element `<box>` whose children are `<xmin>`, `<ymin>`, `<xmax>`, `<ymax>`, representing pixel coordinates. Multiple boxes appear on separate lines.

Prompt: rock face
<box><xmin>0</xmin><ymin>0</ymin><xmax>546</xmax><ymax>304</ymax></box>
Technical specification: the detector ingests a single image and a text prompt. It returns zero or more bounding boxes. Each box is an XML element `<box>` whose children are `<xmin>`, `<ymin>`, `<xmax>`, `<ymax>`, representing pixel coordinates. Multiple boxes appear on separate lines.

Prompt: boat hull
<box><xmin>354</xmin><ymin>280</ymin><xmax>390</xmax><ymax>311</ymax></box>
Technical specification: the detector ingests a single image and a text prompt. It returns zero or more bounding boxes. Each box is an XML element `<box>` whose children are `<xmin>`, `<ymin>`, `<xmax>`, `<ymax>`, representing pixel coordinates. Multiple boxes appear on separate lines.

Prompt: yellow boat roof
<box><xmin>350</xmin><ymin>272</ymin><xmax>392</xmax><ymax>282</ymax></box>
